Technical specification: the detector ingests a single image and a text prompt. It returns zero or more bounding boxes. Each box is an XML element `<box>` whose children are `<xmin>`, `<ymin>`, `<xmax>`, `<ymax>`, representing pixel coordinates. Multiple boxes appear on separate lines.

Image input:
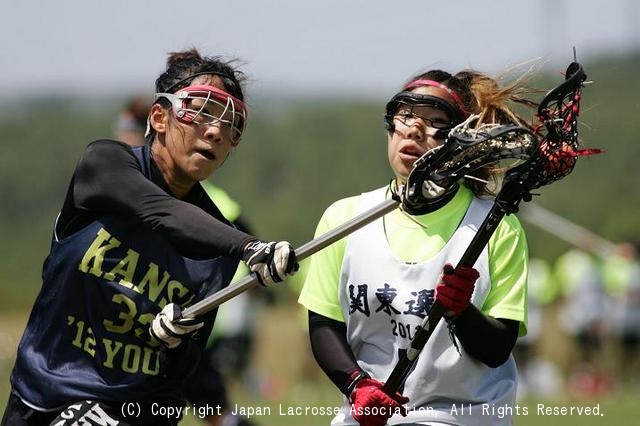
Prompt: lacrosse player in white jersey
<box><xmin>299</xmin><ymin>69</ymin><xmax>536</xmax><ymax>426</ymax></box>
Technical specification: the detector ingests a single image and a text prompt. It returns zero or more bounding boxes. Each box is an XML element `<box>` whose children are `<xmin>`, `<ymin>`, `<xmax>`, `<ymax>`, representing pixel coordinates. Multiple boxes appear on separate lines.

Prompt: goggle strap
<box><xmin>164</xmin><ymin>71</ymin><xmax>235</xmax><ymax>94</ymax></box>
<box><xmin>386</xmin><ymin>92</ymin><xmax>462</xmax><ymax>126</ymax></box>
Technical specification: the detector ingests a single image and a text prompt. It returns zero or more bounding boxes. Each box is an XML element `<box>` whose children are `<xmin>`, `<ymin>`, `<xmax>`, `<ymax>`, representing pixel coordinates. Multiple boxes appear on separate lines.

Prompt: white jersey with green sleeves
<box><xmin>299</xmin><ymin>185</ymin><xmax>528</xmax><ymax>334</ymax></box>
<box><xmin>299</xmin><ymin>185</ymin><xmax>528</xmax><ymax>425</ymax></box>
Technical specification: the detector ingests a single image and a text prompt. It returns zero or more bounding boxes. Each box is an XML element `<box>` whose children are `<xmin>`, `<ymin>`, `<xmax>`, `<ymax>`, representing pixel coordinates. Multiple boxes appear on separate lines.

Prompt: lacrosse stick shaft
<box><xmin>182</xmin><ymin>198</ymin><xmax>400</xmax><ymax>319</ymax></box>
<box><xmin>383</xmin><ymin>178</ymin><xmax>525</xmax><ymax>394</ymax></box>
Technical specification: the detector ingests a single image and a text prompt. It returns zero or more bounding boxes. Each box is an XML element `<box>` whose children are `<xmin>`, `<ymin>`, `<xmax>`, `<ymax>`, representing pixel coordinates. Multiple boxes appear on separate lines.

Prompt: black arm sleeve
<box><xmin>57</xmin><ymin>140</ymin><xmax>255</xmax><ymax>259</ymax></box>
<box><xmin>450</xmin><ymin>305</ymin><xmax>520</xmax><ymax>368</ymax></box>
<box><xmin>308</xmin><ymin>310</ymin><xmax>363</xmax><ymax>396</ymax></box>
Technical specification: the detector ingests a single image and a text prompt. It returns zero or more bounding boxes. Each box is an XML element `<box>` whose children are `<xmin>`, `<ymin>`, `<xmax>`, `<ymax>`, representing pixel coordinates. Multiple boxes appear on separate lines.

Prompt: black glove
<box><xmin>242</xmin><ymin>240</ymin><xmax>298</xmax><ymax>287</ymax></box>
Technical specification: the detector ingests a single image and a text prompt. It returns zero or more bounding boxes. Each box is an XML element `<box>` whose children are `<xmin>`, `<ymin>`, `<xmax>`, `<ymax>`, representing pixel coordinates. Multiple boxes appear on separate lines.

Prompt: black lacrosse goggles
<box><xmin>384</xmin><ymin>92</ymin><xmax>465</xmax><ymax>139</ymax></box>
<box><xmin>155</xmin><ymin>85</ymin><xmax>248</xmax><ymax>146</ymax></box>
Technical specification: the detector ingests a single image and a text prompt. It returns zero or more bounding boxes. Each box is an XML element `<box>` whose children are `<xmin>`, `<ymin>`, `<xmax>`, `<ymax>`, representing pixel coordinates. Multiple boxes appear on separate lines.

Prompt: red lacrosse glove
<box><xmin>349</xmin><ymin>378</ymin><xmax>409</xmax><ymax>426</ymax></box>
<box><xmin>435</xmin><ymin>263</ymin><xmax>480</xmax><ymax>318</ymax></box>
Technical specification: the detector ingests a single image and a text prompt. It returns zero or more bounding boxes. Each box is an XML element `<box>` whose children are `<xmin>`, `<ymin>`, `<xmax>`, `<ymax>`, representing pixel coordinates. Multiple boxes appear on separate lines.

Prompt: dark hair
<box><xmin>155</xmin><ymin>48</ymin><xmax>246</xmax><ymax>101</ymax></box>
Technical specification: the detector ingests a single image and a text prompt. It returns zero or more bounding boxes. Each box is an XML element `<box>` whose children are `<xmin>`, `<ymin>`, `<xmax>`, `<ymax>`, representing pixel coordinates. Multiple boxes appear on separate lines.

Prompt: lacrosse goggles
<box><xmin>154</xmin><ymin>85</ymin><xmax>247</xmax><ymax>145</ymax></box>
<box><xmin>384</xmin><ymin>79</ymin><xmax>469</xmax><ymax>139</ymax></box>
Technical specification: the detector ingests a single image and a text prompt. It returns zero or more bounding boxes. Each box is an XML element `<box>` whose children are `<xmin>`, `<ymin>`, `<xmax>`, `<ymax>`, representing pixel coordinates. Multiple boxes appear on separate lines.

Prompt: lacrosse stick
<box><xmin>383</xmin><ymin>58</ymin><xmax>603</xmax><ymax>394</ymax></box>
<box><xmin>181</xmin><ymin>58</ymin><xmax>592</xmax><ymax>321</ymax></box>
<box><xmin>181</xmin><ymin>120</ymin><xmax>536</xmax><ymax>320</ymax></box>
<box><xmin>182</xmin><ymin>198</ymin><xmax>400</xmax><ymax>318</ymax></box>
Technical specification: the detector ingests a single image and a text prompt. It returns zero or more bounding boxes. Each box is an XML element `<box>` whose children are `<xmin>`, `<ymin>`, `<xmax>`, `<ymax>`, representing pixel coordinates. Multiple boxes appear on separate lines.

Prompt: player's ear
<box><xmin>149</xmin><ymin>103</ymin><xmax>169</xmax><ymax>134</ymax></box>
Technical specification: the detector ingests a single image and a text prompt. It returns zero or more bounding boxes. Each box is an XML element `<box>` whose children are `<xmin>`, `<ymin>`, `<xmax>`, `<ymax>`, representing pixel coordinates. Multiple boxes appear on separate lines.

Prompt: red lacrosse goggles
<box><xmin>155</xmin><ymin>85</ymin><xmax>248</xmax><ymax>145</ymax></box>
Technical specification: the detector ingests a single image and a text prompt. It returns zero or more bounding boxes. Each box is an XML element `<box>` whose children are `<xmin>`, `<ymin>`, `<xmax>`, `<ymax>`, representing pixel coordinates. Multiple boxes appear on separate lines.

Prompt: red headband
<box><xmin>403</xmin><ymin>79</ymin><xmax>469</xmax><ymax>115</ymax></box>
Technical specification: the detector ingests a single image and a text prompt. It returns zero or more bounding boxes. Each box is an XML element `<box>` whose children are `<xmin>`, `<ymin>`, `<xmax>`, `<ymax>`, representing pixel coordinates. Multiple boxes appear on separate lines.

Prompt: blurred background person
<box><xmin>555</xmin><ymin>248</ymin><xmax>613</xmax><ymax>398</ymax></box>
<box><xmin>514</xmin><ymin>257</ymin><xmax>562</xmax><ymax>400</ymax></box>
<box><xmin>603</xmin><ymin>241</ymin><xmax>640</xmax><ymax>386</ymax></box>
<box><xmin>113</xmin><ymin>95</ymin><xmax>151</xmax><ymax>146</ymax></box>
<box><xmin>184</xmin><ymin>184</ymin><xmax>265</xmax><ymax>426</ymax></box>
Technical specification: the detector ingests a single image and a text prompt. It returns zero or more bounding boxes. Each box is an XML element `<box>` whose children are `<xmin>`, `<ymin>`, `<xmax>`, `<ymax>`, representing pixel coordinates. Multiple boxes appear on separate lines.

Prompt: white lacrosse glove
<box><xmin>150</xmin><ymin>303</ymin><xmax>204</xmax><ymax>349</ymax></box>
<box><xmin>242</xmin><ymin>240</ymin><xmax>299</xmax><ymax>287</ymax></box>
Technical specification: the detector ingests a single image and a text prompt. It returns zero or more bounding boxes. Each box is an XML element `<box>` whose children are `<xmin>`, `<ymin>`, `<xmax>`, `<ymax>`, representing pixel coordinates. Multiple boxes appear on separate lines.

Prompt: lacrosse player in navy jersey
<box><xmin>299</xmin><ymin>69</ymin><xmax>536</xmax><ymax>426</ymax></box>
<box><xmin>2</xmin><ymin>48</ymin><xmax>298</xmax><ymax>426</ymax></box>
<box><xmin>111</xmin><ymin>97</ymin><xmax>259</xmax><ymax>426</ymax></box>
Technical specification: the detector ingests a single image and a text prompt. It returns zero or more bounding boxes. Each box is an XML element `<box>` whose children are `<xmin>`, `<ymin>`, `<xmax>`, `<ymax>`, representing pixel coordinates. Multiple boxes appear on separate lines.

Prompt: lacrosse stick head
<box><xmin>522</xmin><ymin>61</ymin><xmax>602</xmax><ymax>190</ymax></box>
<box><xmin>155</xmin><ymin>84</ymin><xmax>248</xmax><ymax>145</ymax></box>
<box><xmin>401</xmin><ymin>115</ymin><xmax>538</xmax><ymax>214</ymax></box>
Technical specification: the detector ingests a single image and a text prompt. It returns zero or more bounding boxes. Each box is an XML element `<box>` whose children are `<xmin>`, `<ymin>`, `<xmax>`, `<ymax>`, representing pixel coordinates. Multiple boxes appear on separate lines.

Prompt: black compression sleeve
<box><xmin>450</xmin><ymin>305</ymin><xmax>520</xmax><ymax>367</ymax></box>
<box><xmin>57</xmin><ymin>140</ymin><xmax>255</xmax><ymax>258</ymax></box>
<box><xmin>308</xmin><ymin>311</ymin><xmax>363</xmax><ymax>396</ymax></box>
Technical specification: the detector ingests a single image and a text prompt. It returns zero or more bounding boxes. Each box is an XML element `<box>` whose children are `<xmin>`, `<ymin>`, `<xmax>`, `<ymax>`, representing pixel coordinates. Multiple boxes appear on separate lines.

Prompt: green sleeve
<box><xmin>298</xmin><ymin>196</ymin><xmax>361</xmax><ymax>322</ymax></box>
<box><xmin>484</xmin><ymin>213</ymin><xmax>529</xmax><ymax>336</ymax></box>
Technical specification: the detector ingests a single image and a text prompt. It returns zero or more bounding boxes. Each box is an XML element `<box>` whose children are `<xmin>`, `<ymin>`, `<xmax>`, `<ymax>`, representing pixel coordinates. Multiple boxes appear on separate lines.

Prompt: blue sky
<box><xmin>3</xmin><ymin>0</ymin><xmax>638</xmax><ymax>99</ymax></box>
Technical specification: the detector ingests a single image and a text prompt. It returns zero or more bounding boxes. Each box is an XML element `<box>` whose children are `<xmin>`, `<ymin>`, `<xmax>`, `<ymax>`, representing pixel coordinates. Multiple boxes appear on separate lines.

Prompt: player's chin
<box><xmin>189</xmin><ymin>163</ymin><xmax>218</xmax><ymax>182</ymax></box>
<box><xmin>391</xmin><ymin>160</ymin><xmax>413</xmax><ymax>182</ymax></box>
<box><xmin>397</xmin><ymin>156</ymin><xmax>417</xmax><ymax>174</ymax></box>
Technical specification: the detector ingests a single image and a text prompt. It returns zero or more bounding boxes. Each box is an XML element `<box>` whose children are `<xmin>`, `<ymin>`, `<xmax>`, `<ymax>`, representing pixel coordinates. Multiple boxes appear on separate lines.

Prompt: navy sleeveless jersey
<box><xmin>11</xmin><ymin>145</ymin><xmax>239</xmax><ymax>410</ymax></box>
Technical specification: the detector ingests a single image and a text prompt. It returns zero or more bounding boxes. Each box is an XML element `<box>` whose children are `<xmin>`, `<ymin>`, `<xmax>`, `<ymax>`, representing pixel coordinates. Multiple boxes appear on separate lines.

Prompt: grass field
<box><xmin>1</xmin><ymin>307</ymin><xmax>639</xmax><ymax>425</ymax></box>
